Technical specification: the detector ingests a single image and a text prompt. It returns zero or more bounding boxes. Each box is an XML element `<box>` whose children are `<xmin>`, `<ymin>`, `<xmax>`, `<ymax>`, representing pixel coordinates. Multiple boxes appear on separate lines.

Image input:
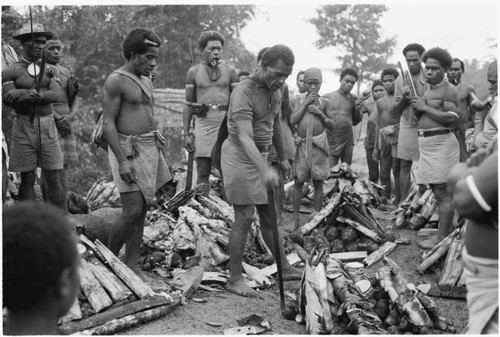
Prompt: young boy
<box><xmin>3</xmin><ymin>201</ymin><xmax>80</xmax><ymax>334</ymax></box>
<box><xmin>290</xmin><ymin>67</ymin><xmax>335</xmax><ymax>230</ymax></box>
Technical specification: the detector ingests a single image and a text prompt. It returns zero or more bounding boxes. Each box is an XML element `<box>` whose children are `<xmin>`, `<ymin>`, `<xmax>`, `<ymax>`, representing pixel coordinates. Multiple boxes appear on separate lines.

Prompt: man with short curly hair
<box><xmin>411</xmin><ymin>47</ymin><xmax>460</xmax><ymax>249</ymax></box>
<box><xmin>103</xmin><ymin>28</ymin><xmax>172</xmax><ymax>277</ymax></box>
<box><xmin>3</xmin><ymin>201</ymin><xmax>80</xmax><ymax>334</ymax></box>
<box><xmin>183</xmin><ymin>30</ymin><xmax>239</xmax><ymax>194</ymax></box>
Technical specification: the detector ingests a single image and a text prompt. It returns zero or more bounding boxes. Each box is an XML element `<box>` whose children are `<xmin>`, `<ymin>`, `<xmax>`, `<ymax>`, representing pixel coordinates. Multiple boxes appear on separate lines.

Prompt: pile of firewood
<box><xmin>295</xmin><ymin>252</ymin><xmax>457</xmax><ymax>334</ymax></box>
<box><xmin>58</xmin><ymin>235</ymin><xmax>175</xmax><ymax>335</ymax></box>
<box><xmin>395</xmin><ymin>186</ymin><xmax>440</xmax><ymax>230</ymax></box>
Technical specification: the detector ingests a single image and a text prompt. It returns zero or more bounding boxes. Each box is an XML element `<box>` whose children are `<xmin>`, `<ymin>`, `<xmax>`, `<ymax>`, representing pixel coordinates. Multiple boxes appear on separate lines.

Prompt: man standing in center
<box><xmin>221</xmin><ymin>44</ymin><xmax>302</xmax><ymax>297</ymax></box>
<box><xmin>324</xmin><ymin>68</ymin><xmax>363</xmax><ymax>167</ymax></box>
<box><xmin>411</xmin><ymin>47</ymin><xmax>460</xmax><ymax>249</ymax></box>
<box><xmin>183</xmin><ymin>31</ymin><xmax>239</xmax><ymax>193</ymax></box>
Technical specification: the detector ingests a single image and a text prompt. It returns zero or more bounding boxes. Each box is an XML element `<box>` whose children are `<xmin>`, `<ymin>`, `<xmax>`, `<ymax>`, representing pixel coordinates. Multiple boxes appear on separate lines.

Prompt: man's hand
<box><xmin>279</xmin><ymin>160</ymin><xmax>291</xmax><ymax>180</ymax></box>
<box><xmin>411</xmin><ymin>97</ymin><xmax>426</xmax><ymax>112</ymax></box>
<box><xmin>307</xmin><ymin>105</ymin><xmax>322</xmax><ymax>116</ymax></box>
<box><xmin>402</xmin><ymin>85</ymin><xmax>411</xmax><ymax>97</ymax></box>
<box><xmin>264</xmin><ymin>166</ymin><xmax>280</xmax><ymax>189</ymax></box>
<box><xmin>183</xmin><ymin>134</ymin><xmax>194</xmax><ymax>152</ymax></box>
<box><xmin>3</xmin><ymin>89</ymin><xmax>40</xmax><ymax>105</ymax></box>
<box><xmin>55</xmin><ymin>116</ymin><xmax>71</xmax><ymax>138</ymax></box>
<box><xmin>372</xmin><ymin>148</ymin><xmax>380</xmax><ymax>162</ymax></box>
<box><xmin>304</xmin><ymin>93</ymin><xmax>319</xmax><ymax>107</ymax></box>
<box><xmin>119</xmin><ymin>160</ymin><xmax>136</xmax><ymax>184</ymax></box>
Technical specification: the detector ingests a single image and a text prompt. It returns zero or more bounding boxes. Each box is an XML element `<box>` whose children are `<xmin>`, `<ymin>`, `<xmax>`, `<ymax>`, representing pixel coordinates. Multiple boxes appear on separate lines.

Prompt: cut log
<box><xmin>328</xmin><ymin>251</ymin><xmax>368</xmax><ymax>262</ymax></box>
<box><xmin>417</xmin><ymin>228</ymin><xmax>439</xmax><ymax>237</ymax></box>
<box><xmin>409</xmin><ymin>193</ymin><xmax>437</xmax><ymax>230</ymax></box>
<box><xmin>426</xmin><ymin>284</ymin><xmax>467</xmax><ymax>299</ymax></box>
<box><xmin>93</xmin><ymin>240</ymin><xmax>156</xmax><ymax>298</ymax></box>
<box><xmin>438</xmin><ymin>238</ymin><xmax>464</xmax><ymax>287</ymax></box>
<box><xmin>422</xmin><ymin>227</ymin><xmax>461</xmax><ymax>260</ymax></box>
<box><xmin>242</xmin><ymin>262</ymin><xmax>272</xmax><ymax>286</ymax></box>
<box><xmin>197</xmin><ymin>195</ymin><xmax>235</xmax><ymax>225</ymax></box>
<box><xmin>260</xmin><ymin>253</ymin><xmax>302</xmax><ymax>277</ymax></box>
<box><xmin>86</xmin><ymin>257</ymin><xmax>132</xmax><ymax>302</ymax></box>
<box><xmin>363</xmin><ymin>242</ymin><xmax>397</xmax><ymax>267</ymax></box>
<box><xmin>343</xmin><ymin>203</ymin><xmax>379</xmax><ymax>233</ymax></box>
<box><xmin>395</xmin><ymin>211</ymin><xmax>407</xmax><ymax>228</ymax></box>
<box><xmin>429</xmin><ymin>207</ymin><xmax>440</xmax><ymax>223</ymax></box>
<box><xmin>300</xmin><ymin>185</ymin><xmax>347</xmax><ymax>235</ymax></box>
<box><xmin>59</xmin><ymin>296</ymin><xmax>174</xmax><ymax>334</ymax></box>
<box><xmin>456</xmin><ymin>270</ymin><xmax>466</xmax><ymax>287</ymax></box>
<box><xmin>201</xmin><ymin>271</ymin><xmax>228</xmax><ymax>285</ymax></box>
<box><xmin>79</xmin><ymin>259</ymin><xmax>113</xmax><ymax>313</ymax></box>
<box><xmin>336</xmin><ymin>216</ymin><xmax>383</xmax><ymax>243</ymax></box>
<box><xmin>59</xmin><ymin>298</ymin><xmax>82</xmax><ymax>323</ymax></box>
<box><xmin>80</xmin><ymin>305</ymin><xmax>175</xmax><ymax>335</ymax></box>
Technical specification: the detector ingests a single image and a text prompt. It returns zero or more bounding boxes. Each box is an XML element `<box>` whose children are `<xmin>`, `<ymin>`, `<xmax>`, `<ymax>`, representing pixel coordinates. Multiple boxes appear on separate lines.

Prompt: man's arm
<box><xmin>412</xmin><ymin>90</ymin><xmax>459</xmax><ymax>125</ymax></box>
<box><xmin>393</xmin><ymin>76</ymin><xmax>410</xmax><ymax>115</ymax></box>
<box><xmin>290</xmin><ymin>93</ymin><xmax>315</xmax><ymax>126</ymax></box>
<box><xmin>316</xmin><ymin>98</ymin><xmax>334</xmax><ymax>130</ymax></box>
<box><xmin>102</xmin><ymin>75</ymin><xmax>135</xmax><ymax>184</ymax></box>
<box><xmin>373</xmin><ymin>102</ymin><xmax>381</xmax><ymax>161</ymax></box>
<box><xmin>272</xmin><ymin>111</ymin><xmax>287</xmax><ymax>162</ymax></box>
<box><xmin>229</xmin><ymin>67</ymin><xmax>239</xmax><ymax>93</ymax></box>
<box><xmin>183</xmin><ymin>67</ymin><xmax>196</xmax><ymax>151</ymax></box>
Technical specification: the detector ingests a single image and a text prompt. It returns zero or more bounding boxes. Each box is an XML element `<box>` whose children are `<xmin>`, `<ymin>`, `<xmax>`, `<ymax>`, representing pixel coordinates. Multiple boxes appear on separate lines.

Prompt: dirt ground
<box><xmin>124</xmin><ymin>206</ymin><xmax>469</xmax><ymax>335</ymax></box>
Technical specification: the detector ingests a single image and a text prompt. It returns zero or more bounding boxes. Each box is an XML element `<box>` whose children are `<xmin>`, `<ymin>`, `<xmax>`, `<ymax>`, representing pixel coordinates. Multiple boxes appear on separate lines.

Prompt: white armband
<box><xmin>185</xmin><ymin>84</ymin><xmax>195</xmax><ymax>88</ymax></box>
<box><xmin>465</xmin><ymin>175</ymin><xmax>492</xmax><ymax>212</ymax></box>
<box><xmin>447</xmin><ymin>111</ymin><xmax>459</xmax><ymax>119</ymax></box>
<box><xmin>184</xmin><ymin>101</ymin><xmax>192</xmax><ymax>106</ymax></box>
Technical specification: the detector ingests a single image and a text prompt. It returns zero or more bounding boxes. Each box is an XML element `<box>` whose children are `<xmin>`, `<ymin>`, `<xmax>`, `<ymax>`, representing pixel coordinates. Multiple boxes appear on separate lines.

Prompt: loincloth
<box><xmin>378</xmin><ymin>123</ymin><xmax>399</xmax><ymax>158</ymax></box>
<box><xmin>397</xmin><ymin>121</ymin><xmax>419</xmax><ymax>161</ymax></box>
<box><xmin>462</xmin><ymin>247</ymin><xmax>498</xmax><ymax>334</ymax></box>
<box><xmin>221</xmin><ymin>139</ymin><xmax>269</xmax><ymax>205</ymax></box>
<box><xmin>293</xmin><ymin>132</ymin><xmax>330</xmax><ymax>183</ymax></box>
<box><xmin>9</xmin><ymin>114</ymin><xmax>63</xmax><ymax>172</ymax></box>
<box><xmin>53</xmin><ymin>103</ymin><xmax>78</xmax><ymax>164</ymax></box>
<box><xmin>326</xmin><ymin>127</ymin><xmax>353</xmax><ymax>156</ymax></box>
<box><xmin>194</xmin><ymin>106</ymin><xmax>226</xmax><ymax>157</ymax></box>
<box><xmin>416</xmin><ymin>130</ymin><xmax>459</xmax><ymax>184</ymax></box>
<box><xmin>108</xmin><ymin>131</ymin><xmax>172</xmax><ymax>204</ymax></box>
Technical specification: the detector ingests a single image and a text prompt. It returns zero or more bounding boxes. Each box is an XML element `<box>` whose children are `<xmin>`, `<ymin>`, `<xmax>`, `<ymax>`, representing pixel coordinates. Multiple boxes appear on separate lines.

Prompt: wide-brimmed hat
<box><xmin>13</xmin><ymin>23</ymin><xmax>54</xmax><ymax>42</ymax></box>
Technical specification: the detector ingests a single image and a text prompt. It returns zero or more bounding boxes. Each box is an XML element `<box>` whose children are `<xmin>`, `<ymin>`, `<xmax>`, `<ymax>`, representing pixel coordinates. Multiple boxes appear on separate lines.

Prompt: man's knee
<box><xmin>431</xmin><ymin>184</ymin><xmax>449</xmax><ymax>201</ymax></box>
<box><xmin>234</xmin><ymin>205</ymin><xmax>255</xmax><ymax>226</ymax></box>
<box><xmin>20</xmin><ymin>171</ymin><xmax>36</xmax><ymax>185</ymax></box>
<box><xmin>196</xmin><ymin>157</ymin><xmax>211</xmax><ymax>177</ymax></box>
<box><xmin>400</xmin><ymin>160</ymin><xmax>412</xmax><ymax>170</ymax></box>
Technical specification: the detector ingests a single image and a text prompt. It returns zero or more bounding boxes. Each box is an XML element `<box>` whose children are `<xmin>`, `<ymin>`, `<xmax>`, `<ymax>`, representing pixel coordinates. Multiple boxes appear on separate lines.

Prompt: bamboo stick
<box><xmin>197</xmin><ymin>195</ymin><xmax>235</xmax><ymax>224</ymax></box>
<box><xmin>79</xmin><ymin>260</ymin><xmax>113</xmax><ymax>313</ymax></box>
<box><xmin>93</xmin><ymin>240</ymin><xmax>156</xmax><ymax>298</ymax></box>
<box><xmin>363</xmin><ymin>242</ymin><xmax>397</xmax><ymax>267</ymax></box>
<box><xmin>328</xmin><ymin>251</ymin><xmax>367</xmax><ymax>262</ymax></box>
<box><xmin>336</xmin><ymin>216</ymin><xmax>383</xmax><ymax>243</ymax></box>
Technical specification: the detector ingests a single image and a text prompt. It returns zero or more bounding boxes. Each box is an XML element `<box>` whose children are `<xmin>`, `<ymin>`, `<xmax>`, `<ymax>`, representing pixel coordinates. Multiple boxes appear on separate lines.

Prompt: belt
<box><xmin>204</xmin><ymin>103</ymin><xmax>228</xmax><ymax>111</ymax></box>
<box><xmin>418</xmin><ymin>128</ymin><xmax>452</xmax><ymax>138</ymax></box>
<box><xmin>256</xmin><ymin>144</ymin><xmax>271</xmax><ymax>153</ymax></box>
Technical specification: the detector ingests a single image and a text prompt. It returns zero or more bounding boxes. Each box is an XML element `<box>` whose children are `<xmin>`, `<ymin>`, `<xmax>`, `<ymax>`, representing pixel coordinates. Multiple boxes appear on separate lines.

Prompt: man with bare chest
<box><xmin>183</xmin><ymin>31</ymin><xmax>239</xmax><ymax>193</ymax></box>
<box><xmin>103</xmin><ymin>28</ymin><xmax>171</xmax><ymax>277</ymax></box>
<box><xmin>289</xmin><ymin>68</ymin><xmax>334</xmax><ymax>229</ymax></box>
<box><xmin>323</xmin><ymin>68</ymin><xmax>363</xmax><ymax>166</ymax></box>
<box><xmin>373</xmin><ymin>68</ymin><xmax>402</xmax><ymax>205</ymax></box>
<box><xmin>411</xmin><ymin>47</ymin><xmax>460</xmax><ymax>249</ymax></box>
<box><xmin>447</xmin><ymin>58</ymin><xmax>477</xmax><ymax>161</ymax></box>
<box><xmin>2</xmin><ymin>23</ymin><xmax>64</xmax><ymax>209</ymax></box>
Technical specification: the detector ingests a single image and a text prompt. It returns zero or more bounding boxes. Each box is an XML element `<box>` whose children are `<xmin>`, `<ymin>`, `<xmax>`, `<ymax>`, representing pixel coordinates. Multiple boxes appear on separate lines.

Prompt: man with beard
<box><xmin>2</xmin><ymin>23</ymin><xmax>64</xmax><ymax>209</ymax></box>
<box><xmin>447</xmin><ymin>58</ymin><xmax>477</xmax><ymax>161</ymax></box>
<box><xmin>411</xmin><ymin>47</ymin><xmax>460</xmax><ymax>250</ymax></box>
<box><xmin>43</xmin><ymin>39</ymin><xmax>80</xmax><ymax>210</ymax></box>
<box><xmin>373</xmin><ymin>68</ymin><xmax>402</xmax><ymax>205</ymax></box>
<box><xmin>103</xmin><ymin>28</ymin><xmax>171</xmax><ymax>277</ymax></box>
<box><xmin>324</xmin><ymin>68</ymin><xmax>363</xmax><ymax>166</ymax></box>
<box><xmin>394</xmin><ymin>43</ymin><xmax>428</xmax><ymax>201</ymax></box>
<box><xmin>183</xmin><ymin>31</ymin><xmax>239</xmax><ymax>194</ymax></box>
<box><xmin>221</xmin><ymin>44</ymin><xmax>302</xmax><ymax>297</ymax></box>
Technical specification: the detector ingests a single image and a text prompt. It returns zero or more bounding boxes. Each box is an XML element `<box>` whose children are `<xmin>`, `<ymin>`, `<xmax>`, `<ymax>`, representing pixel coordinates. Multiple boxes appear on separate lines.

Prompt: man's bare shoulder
<box><xmin>1</xmin><ymin>62</ymin><xmax>26</xmax><ymax>80</ymax></box>
<box><xmin>54</xmin><ymin>64</ymin><xmax>70</xmax><ymax>78</ymax></box>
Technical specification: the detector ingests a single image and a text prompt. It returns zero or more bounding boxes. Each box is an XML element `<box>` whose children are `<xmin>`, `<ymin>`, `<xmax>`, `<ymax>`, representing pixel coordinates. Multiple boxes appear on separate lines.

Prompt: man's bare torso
<box><xmin>377</xmin><ymin>94</ymin><xmax>400</xmax><ymax>128</ymax></box>
<box><xmin>456</xmin><ymin>82</ymin><xmax>474</xmax><ymax>127</ymax></box>
<box><xmin>296</xmin><ymin>97</ymin><xmax>328</xmax><ymax>137</ymax></box>
<box><xmin>419</xmin><ymin>82</ymin><xmax>459</xmax><ymax>130</ymax></box>
<box><xmin>323</xmin><ymin>90</ymin><xmax>355</xmax><ymax>130</ymax></box>
<box><xmin>190</xmin><ymin>63</ymin><xmax>233</xmax><ymax>104</ymax></box>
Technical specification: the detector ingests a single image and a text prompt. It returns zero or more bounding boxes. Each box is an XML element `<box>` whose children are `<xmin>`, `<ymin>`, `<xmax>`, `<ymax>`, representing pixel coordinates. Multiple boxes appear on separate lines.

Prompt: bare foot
<box><xmin>281</xmin><ymin>265</ymin><xmax>303</xmax><ymax>281</ymax></box>
<box><xmin>226</xmin><ymin>278</ymin><xmax>259</xmax><ymax>298</ymax></box>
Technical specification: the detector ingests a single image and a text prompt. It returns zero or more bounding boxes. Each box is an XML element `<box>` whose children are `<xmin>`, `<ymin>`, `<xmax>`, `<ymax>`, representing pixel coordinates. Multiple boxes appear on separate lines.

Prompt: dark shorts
<box><xmin>8</xmin><ymin>114</ymin><xmax>64</xmax><ymax>172</ymax></box>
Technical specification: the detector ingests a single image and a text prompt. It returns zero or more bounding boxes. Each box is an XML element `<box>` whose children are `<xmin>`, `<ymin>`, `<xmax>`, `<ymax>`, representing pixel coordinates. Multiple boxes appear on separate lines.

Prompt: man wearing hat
<box><xmin>2</xmin><ymin>23</ymin><xmax>66</xmax><ymax>209</ymax></box>
<box><xmin>289</xmin><ymin>67</ymin><xmax>334</xmax><ymax>230</ymax></box>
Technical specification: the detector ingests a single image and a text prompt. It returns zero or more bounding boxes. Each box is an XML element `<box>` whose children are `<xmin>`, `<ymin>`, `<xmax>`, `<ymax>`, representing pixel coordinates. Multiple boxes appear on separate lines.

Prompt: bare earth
<box><xmin>124</xmin><ymin>207</ymin><xmax>468</xmax><ymax>335</ymax></box>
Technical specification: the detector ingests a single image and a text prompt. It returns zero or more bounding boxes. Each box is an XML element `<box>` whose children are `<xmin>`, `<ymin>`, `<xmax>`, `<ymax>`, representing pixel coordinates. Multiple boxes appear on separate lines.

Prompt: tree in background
<box><xmin>309</xmin><ymin>4</ymin><xmax>396</xmax><ymax>95</ymax></box>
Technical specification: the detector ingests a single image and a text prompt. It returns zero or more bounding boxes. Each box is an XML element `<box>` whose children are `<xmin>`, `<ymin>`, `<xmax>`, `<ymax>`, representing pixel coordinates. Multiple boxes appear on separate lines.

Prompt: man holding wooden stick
<box><xmin>103</xmin><ymin>28</ymin><xmax>171</xmax><ymax>278</ymax></box>
<box><xmin>411</xmin><ymin>47</ymin><xmax>460</xmax><ymax>250</ymax></box>
<box><xmin>221</xmin><ymin>44</ymin><xmax>302</xmax><ymax>297</ymax></box>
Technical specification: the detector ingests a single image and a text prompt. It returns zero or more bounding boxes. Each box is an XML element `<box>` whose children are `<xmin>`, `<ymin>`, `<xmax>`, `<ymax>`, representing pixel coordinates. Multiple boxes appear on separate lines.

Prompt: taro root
<box><xmin>303</xmin><ymin>236</ymin><xmax>315</xmax><ymax>253</ymax></box>
<box><xmin>312</xmin><ymin>229</ymin><xmax>330</xmax><ymax>251</ymax></box>
<box><xmin>366</xmin><ymin>241</ymin><xmax>380</xmax><ymax>254</ymax></box>
<box><xmin>374</xmin><ymin>298</ymin><xmax>390</xmax><ymax>321</ymax></box>
<box><xmin>384</xmin><ymin>231</ymin><xmax>396</xmax><ymax>243</ymax></box>
<box><xmin>325</xmin><ymin>225</ymin><xmax>341</xmax><ymax>241</ymax></box>
<box><xmin>341</xmin><ymin>227</ymin><xmax>358</xmax><ymax>244</ymax></box>
<box><xmin>345</xmin><ymin>242</ymin><xmax>359</xmax><ymax>252</ymax></box>
<box><xmin>330</xmin><ymin>239</ymin><xmax>344</xmax><ymax>253</ymax></box>
<box><xmin>387</xmin><ymin>326</ymin><xmax>400</xmax><ymax>334</ymax></box>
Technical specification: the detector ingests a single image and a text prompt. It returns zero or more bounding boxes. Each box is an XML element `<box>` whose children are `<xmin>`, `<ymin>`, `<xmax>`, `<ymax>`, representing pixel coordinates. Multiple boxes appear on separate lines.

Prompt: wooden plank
<box><xmin>201</xmin><ymin>272</ymin><xmax>228</xmax><ymax>284</ymax></box>
<box><xmin>438</xmin><ymin>238</ymin><xmax>464</xmax><ymax>287</ymax></box>
<box><xmin>93</xmin><ymin>240</ymin><xmax>156</xmax><ymax>298</ymax></box>
<box><xmin>180</xmin><ymin>266</ymin><xmax>205</xmax><ymax>299</ymax></box>
<box><xmin>79</xmin><ymin>260</ymin><xmax>113</xmax><ymax>313</ymax></box>
<box><xmin>336</xmin><ymin>216</ymin><xmax>383</xmax><ymax>243</ymax></box>
<box><xmin>426</xmin><ymin>284</ymin><xmax>467</xmax><ymax>299</ymax></box>
<box><xmin>417</xmin><ymin>228</ymin><xmax>439</xmax><ymax>237</ymax></box>
<box><xmin>87</xmin><ymin>257</ymin><xmax>133</xmax><ymax>302</ymax></box>
<box><xmin>328</xmin><ymin>251</ymin><xmax>368</xmax><ymax>262</ymax></box>
<box><xmin>59</xmin><ymin>296</ymin><xmax>175</xmax><ymax>334</ymax></box>
<box><xmin>363</xmin><ymin>242</ymin><xmax>397</xmax><ymax>267</ymax></box>
<box><xmin>59</xmin><ymin>298</ymin><xmax>82</xmax><ymax>323</ymax></box>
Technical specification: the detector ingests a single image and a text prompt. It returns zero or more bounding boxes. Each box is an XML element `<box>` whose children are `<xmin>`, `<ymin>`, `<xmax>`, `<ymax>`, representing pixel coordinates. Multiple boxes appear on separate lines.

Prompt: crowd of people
<box><xmin>2</xmin><ymin>22</ymin><xmax>497</xmax><ymax>334</ymax></box>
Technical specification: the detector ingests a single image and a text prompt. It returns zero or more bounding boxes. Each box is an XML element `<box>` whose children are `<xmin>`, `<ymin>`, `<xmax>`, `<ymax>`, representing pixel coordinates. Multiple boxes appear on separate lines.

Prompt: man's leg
<box><xmin>392</xmin><ymin>157</ymin><xmax>401</xmax><ymax>205</ymax></box>
<box><xmin>365</xmin><ymin>146</ymin><xmax>379</xmax><ymax>183</ymax></box>
<box><xmin>293</xmin><ymin>179</ymin><xmax>304</xmax><ymax>230</ymax></box>
<box><xmin>312</xmin><ymin>179</ymin><xmax>323</xmax><ymax>212</ymax></box>
<box><xmin>107</xmin><ymin>190</ymin><xmax>147</xmax><ymax>277</ymax></box>
<box><xmin>227</xmin><ymin>205</ymin><xmax>257</xmax><ymax>297</ymax></box>
<box><xmin>329</xmin><ymin>154</ymin><xmax>340</xmax><ymax>168</ymax></box>
<box><xmin>379</xmin><ymin>153</ymin><xmax>392</xmax><ymax>202</ymax></box>
<box><xmin>342</xmin><ymin>142</ymin><xmax>354</xmax><ymax>165</ymax></box>
<box><xmin>399</xmin><ymin>159</ymin><xmax>413</xmax><ymax>201</ymax></box>
<box><xmin>41</xmin><ymin>169</ymin><xmax>66</xmax><ymax>210</ymax></box>
<box><xmin>271</xmin><ymin>161</ymin><xmax>284</xmax><ymax>223</ymax></box>
<box><xmin>196</xmin><ymin>157</ymin><xmax>212</xmax><ymax>194</ymax></box>
<box><xmin>256</xmin><ymin>204</ymin><xmax>302</xmax><ymax>280</ymax></box>
<box><xmin>2</xmin><ymin>151</ymin><xmax>8</xmax><ymax>203</ymax></box>
<box><xmin>19</xmin><ymin>171</ymin><xmax>36</xmax><ymax>201</ymax></box>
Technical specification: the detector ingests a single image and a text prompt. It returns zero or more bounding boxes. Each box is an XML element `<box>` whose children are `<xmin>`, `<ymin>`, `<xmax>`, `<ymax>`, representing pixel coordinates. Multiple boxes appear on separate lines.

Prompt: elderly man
<box><xmin>324</xmin><ymin>68</ymin><xmax>363</xmax><ymax>166</ymax></box>
<box><xmin>394</xmin><ymin>43</ymin><xmax>428</xmax><ymax>201</ymax></box>
<box><xmin>447</xmin><ymin>58</ymin><xmax>477</xmax><ymax>161</ymax></box>
<box><xmin>2</xmin><ymin>23</ymin><xmax>64</xmax><ymax>209</ymax></box>
<box><xmin>221</xmin><ymin>44</ymin><xmax>302</xmax><ymax>297</ymax></box>
<box><xmin>474</xmin><ymin>60</ymin><xmax>497</xmax><ymax>150</ymax></box>
<box><xmin>103</xmin><ymin>28</ymin><xmax>171</xmax><ymax>277</ymax></box>
<box><xmin>183</xmin><ymin>30</ymin><xmax>239</xmax><ymax>193</ymax></box>
<box><xmin>411</xmin><ymin>47</ymin><xmax>460</xmax><ymax>249</ymax></box>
